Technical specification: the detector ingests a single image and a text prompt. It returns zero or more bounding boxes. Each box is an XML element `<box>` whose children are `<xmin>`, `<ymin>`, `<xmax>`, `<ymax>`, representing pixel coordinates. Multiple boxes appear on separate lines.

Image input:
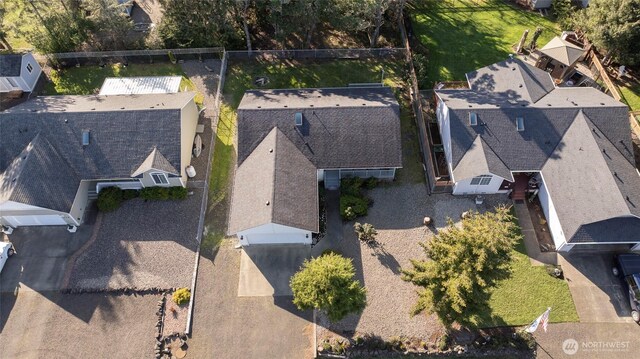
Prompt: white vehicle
<box><xmin>0</xmin><ymin>242</ymin><xmax>16</xmax><ymax>273</ymax></box>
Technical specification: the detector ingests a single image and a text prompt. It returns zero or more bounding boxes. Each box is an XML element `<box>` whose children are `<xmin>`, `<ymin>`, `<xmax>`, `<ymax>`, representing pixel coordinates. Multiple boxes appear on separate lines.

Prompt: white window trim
<box><xmin>151</xmin><ymin>172</ymin><xmax>169</xmax><ymax>185</ymax></box>
<box><xmin>470</xmin><ymin>174</ymin><xmax>492</xmax><ymax>186</ymax></box>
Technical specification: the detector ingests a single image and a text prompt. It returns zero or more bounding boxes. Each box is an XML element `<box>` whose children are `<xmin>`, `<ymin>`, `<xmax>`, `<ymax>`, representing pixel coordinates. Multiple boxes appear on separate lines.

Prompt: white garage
<box><xmin>227</xmin><ymin>128</ymin><xmax>319</xmax><ymax>246</ymax></box>
<box><xmin>237</xmin><ymin>223</ymin><xmax>312</xmax><ymax>246</ymax></box>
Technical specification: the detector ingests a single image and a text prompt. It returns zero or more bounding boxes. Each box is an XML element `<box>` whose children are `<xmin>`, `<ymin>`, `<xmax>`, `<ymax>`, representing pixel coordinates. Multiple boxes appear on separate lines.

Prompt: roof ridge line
<box><xmin>582</xmin><ymin>112</ymin><xmax>637</xmax><ymax>168</ymax></box>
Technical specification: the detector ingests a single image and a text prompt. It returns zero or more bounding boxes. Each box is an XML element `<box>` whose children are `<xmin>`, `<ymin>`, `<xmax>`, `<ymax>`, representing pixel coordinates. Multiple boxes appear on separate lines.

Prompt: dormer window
<box><xmin>516</xmin><ymin>117</ymin><xmax>524</xmax><ymax>131</ymax></box>
<box><xmin>469</xmin><ymin>112</ymin><xmax>478</xmax><ymax>126</ymax></box>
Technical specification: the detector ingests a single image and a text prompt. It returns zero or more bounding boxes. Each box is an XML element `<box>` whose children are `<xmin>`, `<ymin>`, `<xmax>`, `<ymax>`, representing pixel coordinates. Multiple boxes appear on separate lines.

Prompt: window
<box><xmin>151</xmin><ymin>172</ymin><xmax>169</xmax><ymax>185</ymax></box>
<box><xmin>469</xmin><ymin>112</ymin><xmax>478</xmax><ymax>126</ymax></box>
<box><xmin>26</xmin><ymin>63</ymin><xmax>33</xmax><ymax>73</ymax></box>
<box><xmin>470</xmin><ymin>175</ymin><xmax>492</xmax><ymax>186</ymax></box>
<box><xmin>516</xmin><ymin>117</ymin><xmax>525</xmax><ymax>131</ymax></box>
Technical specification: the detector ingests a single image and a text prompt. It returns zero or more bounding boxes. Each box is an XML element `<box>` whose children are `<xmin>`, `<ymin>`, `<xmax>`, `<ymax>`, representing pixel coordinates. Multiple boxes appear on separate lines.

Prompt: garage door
<box><xmin>245</xmin><ymin>233</ymin><xmax>309</xmax><ymax>245</ymax></box>
<box><xmin>4</xmin><ymin>215</ymin><xmax>67</xmax><ymax>227</ymax></box>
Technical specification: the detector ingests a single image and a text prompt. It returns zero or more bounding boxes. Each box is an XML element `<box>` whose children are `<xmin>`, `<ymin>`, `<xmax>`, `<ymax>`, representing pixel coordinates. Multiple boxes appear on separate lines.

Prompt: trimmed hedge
<box><xmin>97</xmin><ymin>187</ymin><xmax>123</xmax><ymax>212</ymax></box>
<box><xmin>140</xmin><ymin>186</ymin><xmax>188</xmax><ymax>200</ymax></box>
<box><xmin>97</xmin><ymin>186</ymin><xmax>187</xmax><ymax>212</ymax></box>
<box><xmin>340</xmin><ymin>194</ymin><xmax>370</xmax><ymax>221</ymax></box>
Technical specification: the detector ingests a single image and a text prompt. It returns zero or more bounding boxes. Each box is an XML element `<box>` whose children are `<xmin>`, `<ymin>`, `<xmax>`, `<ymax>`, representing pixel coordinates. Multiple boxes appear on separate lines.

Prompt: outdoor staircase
<box><xmin>87</xmin><ymin>190</ymin><xmax>98</xmax><ymax>200</ymax></box>
<box><xmin>512</xmin><ymin>174</ymin><xmax>529</xmax><ymax>201</ymax></box>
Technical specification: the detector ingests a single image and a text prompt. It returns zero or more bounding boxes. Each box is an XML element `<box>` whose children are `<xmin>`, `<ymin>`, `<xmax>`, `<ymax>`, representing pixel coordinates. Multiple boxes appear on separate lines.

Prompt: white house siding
<box><xmin>538</xmin><ymin>174</ymin><xmax>569</xmax><ymax>251</ymax></box>
<box><xmin>138</xmin><ymin>171</ymin><xmax>183</xmax><ymax>187</ymax></box>
<box><xmin>338</xmin><ymin>168</ymin><xmax>396</xmax><ymax>180</ymax></box>
<box><xmin>69</xmin><ymin>180</ymin><xmax>91</xmax><ymax>225</ymax></box>
<box><xmin>179</xmin><ymin>98</ymin><xmax>199</xmax><ymax>183</ymax></box>
<box><xmin>0</xmin><ymin>201</ymin><xmax>77</xmax><ymax>227</ymax></box>
<box><xmin>452</xmin><ymin>174</ymin><xmax>503</xmax><ymax>195</ymax></box>
<box><xmin>19</xmin><ymin>53</ymin><xmax>42</xmax><ymax>91</ymax></box>
<box><xmin>436</xmin><ymin>97</ymin><xmax>453</xmax><ymax>168</ymax></box>
<box><xmin>237</xmin><ymin>223</ymin><xmax>312</xmax><ymax>246</ymax></box>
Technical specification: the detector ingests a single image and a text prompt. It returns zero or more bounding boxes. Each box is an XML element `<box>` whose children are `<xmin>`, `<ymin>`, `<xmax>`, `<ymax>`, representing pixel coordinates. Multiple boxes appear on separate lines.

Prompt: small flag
<box><xmin>525</xmin><ymin>307</ymin><xmax>551</xmax><ymax>333</ymax></box>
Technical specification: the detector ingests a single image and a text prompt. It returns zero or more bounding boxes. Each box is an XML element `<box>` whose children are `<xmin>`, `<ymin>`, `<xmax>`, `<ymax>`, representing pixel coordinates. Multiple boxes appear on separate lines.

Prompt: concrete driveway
<box><xmin>560</xmin><ymin>253</ymin><xmax>635</xmax><ymax>323</ymax></box>
<box><xmin>238</xmin><ymin>245</ymin><xmax>311</xmax><ymax>296</ymax></box>
<box><xmin>1</xmin><ymin>224</ymin><xmax>93</xmax><ymax>293</ymax></box>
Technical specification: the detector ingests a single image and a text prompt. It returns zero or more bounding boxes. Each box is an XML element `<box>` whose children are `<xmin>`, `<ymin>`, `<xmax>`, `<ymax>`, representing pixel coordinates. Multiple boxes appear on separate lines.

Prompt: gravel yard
<box><xmin>318</xmin><ymin>183</ymin><xmax>509</xmax><ymax>342</ymax></box>
<box><xmin>68</xmin><ymin>189</ymin><xmax>203</xmax><ymax>291</ymax></box>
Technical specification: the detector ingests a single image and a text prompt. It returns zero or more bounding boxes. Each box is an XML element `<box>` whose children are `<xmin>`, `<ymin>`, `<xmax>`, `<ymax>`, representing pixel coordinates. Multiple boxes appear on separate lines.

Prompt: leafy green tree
<box><xmin>574</xmin><ymin>0</ymin><xmax>640</xmax><ymax>65</ymax></box>
<box><xmin>290</xmin><ymin>252</ymin><xmax>367</xmax><ymax>322</ymax></box>
<box><xmin>84</xmin><ymin>0</ymin><xmax>133</xmax><ymax>50</ymax></box>
<box><xmin>26</xmin><ymin>1</ymin><xmax>90</xmax><ymax>53</ymax></box>
<box><xmin>158</xmin><ymin>0</ymin><xmax>241</xmax><ymax>48</ymax></box>
<box><xmin>552</xmin><ymin>0</ymin><xmax>577</xmax><ymax>30</ymax></box>
<box><xmin>401</xmin><ymin>205</ymin><xmax>520</xmax><ymax>327</ymax></box>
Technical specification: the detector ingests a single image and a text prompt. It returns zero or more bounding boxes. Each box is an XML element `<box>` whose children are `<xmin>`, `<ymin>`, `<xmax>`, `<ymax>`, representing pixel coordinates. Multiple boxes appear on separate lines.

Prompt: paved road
<box><xmin>188</xmin><ymin>243</ymin><xmax>314</xmax><ymax>358</ymax></box>
<box><xmin>534</xmin><ymin>322</ymin><xmax>640</xmax><ymax>358</ymax></box>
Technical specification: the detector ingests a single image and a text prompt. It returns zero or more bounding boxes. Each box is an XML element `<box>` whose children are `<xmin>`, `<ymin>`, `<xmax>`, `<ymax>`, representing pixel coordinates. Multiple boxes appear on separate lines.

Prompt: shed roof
<box><xmin>99</xmin><ymin>76</ymin><xmax>183</xmax><ymax>95</ymax></box>
<box><xmin>0</xmin><ymin>54</ymin><xmax>22</xmax><ymax>77</ymax></box>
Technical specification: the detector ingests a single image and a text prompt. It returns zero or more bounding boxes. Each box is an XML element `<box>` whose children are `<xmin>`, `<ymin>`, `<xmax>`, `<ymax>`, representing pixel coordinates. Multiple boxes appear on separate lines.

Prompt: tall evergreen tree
<box><xmin>402</xmin><ymin>206</ymin><xmax>520</xmax><ymax>327</ymax></box>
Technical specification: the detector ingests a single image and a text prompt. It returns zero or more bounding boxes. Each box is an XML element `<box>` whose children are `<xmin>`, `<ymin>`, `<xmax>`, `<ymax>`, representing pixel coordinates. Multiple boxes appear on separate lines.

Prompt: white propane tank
<box><xmin>186</xmin><ymin>165</ymin><xmax>197</xmax><ymax>178</ymax></box>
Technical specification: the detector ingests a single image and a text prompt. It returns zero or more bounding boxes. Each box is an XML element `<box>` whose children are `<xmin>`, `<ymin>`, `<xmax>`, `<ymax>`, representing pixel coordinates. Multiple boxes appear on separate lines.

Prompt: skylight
<box><xmin>295</xmin><ymin>112</ymin><xmax>303</xmax><ymax>126</ymax></box>
<box><xmin>469</xmin><ymin>112</ymin><xmax>478</xmax><ymax>126</ymax></box>
<box><xmin>82</xmin><ymin>130</ymin><xmax>90</xmax><ymax>146</ymax></box>
<box><xmin>516</xmin><ymin>117</ymin><xmax>524</xmax><ymax>131</ymax></box>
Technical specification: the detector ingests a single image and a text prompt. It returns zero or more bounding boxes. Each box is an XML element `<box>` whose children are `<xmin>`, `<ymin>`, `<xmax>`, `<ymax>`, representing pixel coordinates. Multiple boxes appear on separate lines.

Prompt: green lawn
<box><xmin>43</xmin><ymin>63</ymin><xmax>204</xmax><ymax>105</ymax></box>
<box><xmin>1</xmin><ymin>0</ymin><xmax>37</xmax><ymax>50</ymax></box>
<box><xmin>473</xmin><ymin>220</ymin><xmax>579</xmax><ymax>327</ymax></box>
<box><xmin>620</xmin><ymin>83</ymin><xmax>640</xmax><ymax>112</ymax></box>
<box><xmin>409</xmin><ymin>0</ymin><xmax>560</xmax><ymax>83</ymax></box>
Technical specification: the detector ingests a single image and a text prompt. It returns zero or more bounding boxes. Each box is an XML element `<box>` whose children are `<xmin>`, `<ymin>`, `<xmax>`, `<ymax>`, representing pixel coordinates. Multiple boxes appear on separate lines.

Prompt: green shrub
<box><xmin>340</xmin><ymin>194</ymin><xmax>369</xmax><ymax>220</ymax></box>
<box><xmin>354</xmin><ymin>222</ymin><xmax>377</xmax><ymax>242</ymax></box>
<box><xmin>168</xmin><ymin>186</ymin><xmax>188</xmax><ymax>200</ymax></box>
<box><xmin>341</xmin><ymin>177</ymin><xmax>364</xmax><ymax>196</ymax></box>
<box><xmin>321</xmin><ymin>249</ymin><xmax>341</xmax><ymax>257</ymax></box>
<box><xmin>141</xmin><ymin>186</ymin><xmax>188</xmax><ymax>200</ymax></box>
<box><xmin>172</xmin><ymin>287</ymin><xmax>191</xmax><ymax>305</ymax></box>
<box><xmin>97</xmin><ymin>187</ymin><xmax>123</xmax><ymax>212</ymax></box>
<box><xmin>364</xmin><ymin>176</ymin><xmax>379</xmax><ymax>189</ymax></box>
<box><xmin>437</xmin><ymin>333</ymin><xmax>450</xmax><ymax>351</ymax></box>
<box><xmin>122</xmin><ymin>189</ymin><xmax>140</xmax><ymax>200</ymax></box>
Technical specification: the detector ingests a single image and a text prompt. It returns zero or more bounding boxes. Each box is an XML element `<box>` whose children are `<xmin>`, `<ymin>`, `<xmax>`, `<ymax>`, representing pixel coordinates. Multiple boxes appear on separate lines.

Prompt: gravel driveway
<box><xmin>317</xmin><ymin>183</ymin><xmax>509</xmax><ymax>342</ymax></box>
<box><xmin>68</xmin><ymin>189</ymin><xmax>203</xmax><ymax>291</ymax></box>
<box><xmin>0</xmin><ymin>291</ymin><xmax>158</xmax><ymax>358</ymax></box>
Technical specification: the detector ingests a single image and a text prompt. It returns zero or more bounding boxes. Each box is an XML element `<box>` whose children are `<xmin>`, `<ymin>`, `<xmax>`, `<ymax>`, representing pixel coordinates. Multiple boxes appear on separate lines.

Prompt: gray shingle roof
<box><xmin>0</xmin><ymin>54</ymin><xmax>22</xmax><ymax>77</ymax></box>
<box><xmin>237</xmin><ymin>87</ymin><xmax>402</xmax><ymax>169</ymax></box>
<box><xmin>228</xmin><ymin>127</ymin><xmax>319</xmax><ymax>234</ymax></box>
<box><xmin>131</xmin><ymin>147</ymin><xmax>179</xmax><ymax>177</ymax></box>
<box><xmin>0</xmin><ymin>93</ymin><xmax>194</xmax><ymax>211</ymax></box>
<box><xmin>452</xmin><ymin>136</ymin><xmax>513</xmax><ymax>182</ymax></box>
<box><xmin>540</xmin><ymin>36</ymin><xmax>584</xmax><ymax>66</ymax></box>
<box><xmin>466</xmin><ymin>58</ymin><xmax>555</xmax><ymax>104</ymax></box>
<box><xmin>0</xmin><ymin>134</ymin><xmax>80</xmax><ymax>212</ymax></box>
<box><xmin>541</xmin><ymin>111</ymin><xmax>640</xmax><ymax>243</ymax></box>
<box><xmin>438</xmin><ymin>59</ymin><xmax>640</xmax><ymax>244</ymax></box>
